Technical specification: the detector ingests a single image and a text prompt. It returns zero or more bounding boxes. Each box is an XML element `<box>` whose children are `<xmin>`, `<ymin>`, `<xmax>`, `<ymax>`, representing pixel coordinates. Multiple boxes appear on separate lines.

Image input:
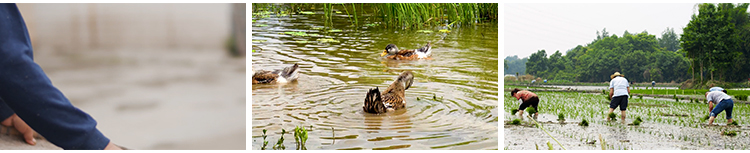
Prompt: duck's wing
<box><xmin>396</xmin><ymin>49</ymin><xmax>416</xmax><ymax>57</ymax></box>
<box><xmin>385</xmin><ymin>49</ymin><xmax>418</xmax><ymax>60</ymax></box>
<box><xmin>363</xmin><ymin>87</ymin><xmax>387</xmax><ymax>114</ymax></box>
<box><xmin>252</xmin><ymin>70</ymin><xmax>278</xmax><ymax>84</ymax></box>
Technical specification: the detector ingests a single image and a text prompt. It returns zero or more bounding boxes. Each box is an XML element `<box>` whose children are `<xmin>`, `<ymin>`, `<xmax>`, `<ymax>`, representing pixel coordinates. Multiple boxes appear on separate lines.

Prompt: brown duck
<box><xmin>363</xmin><ymin>71</ymin><xmax>414</xmax><ymax>114</ymax></box>
<box><xmin>380</xmin><ymin>43</ymin><xmax>432</xmax><ymax>60</ymax></box>
<box><xmin>251</xmin><ymin>63</ymin><xmax>300</xmax><ymax>84</ymax></box>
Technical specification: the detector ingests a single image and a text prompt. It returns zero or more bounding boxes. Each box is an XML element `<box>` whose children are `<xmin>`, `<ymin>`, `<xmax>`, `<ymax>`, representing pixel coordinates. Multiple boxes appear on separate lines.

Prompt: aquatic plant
<box><xmin>273</xmin><ymin>129</ymin><xmax>286</xmax><ymax>150</ymax></box>
<box><xmin>294</xmin><ymin>126</ymin><xmax>308</xmax><ymax>150</ymax></box>
<box><xmin>510</xmin><ymin>119</ymin><xmax>521</xmax><ymax>125</ymax></box>
<box><xmin>261</xmin><ymin>129</ymin><xmax>269</xmax><ymax>150</ymax></box>
<box><xmin>579</xmin><ymin>119</ymin><xmax>589</xmax><ymax>126</ymax></box>
<box><xmin>557</xmin><ymin>113</ymin><xmax>565</xmax><ymax>122</ymax></box>
<box><xmin>511</xmin><ymin>109</ymin><xmax>518</xmax><ymax>115</ymax></box>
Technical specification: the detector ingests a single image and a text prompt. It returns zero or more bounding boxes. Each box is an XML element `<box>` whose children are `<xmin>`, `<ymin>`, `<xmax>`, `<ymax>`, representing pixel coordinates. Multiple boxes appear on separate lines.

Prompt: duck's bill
<box><xmin>380</xmin><ymin>51</ymin><xmax>387</xmax><ymax>57</ymax></box>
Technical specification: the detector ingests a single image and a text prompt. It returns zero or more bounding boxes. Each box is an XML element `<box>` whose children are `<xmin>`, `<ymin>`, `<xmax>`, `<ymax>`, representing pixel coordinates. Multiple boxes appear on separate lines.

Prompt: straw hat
<box><xmin>610</xmin><ymin>72</ymin><xmax>624</xmax><ymax>79</ymax></box>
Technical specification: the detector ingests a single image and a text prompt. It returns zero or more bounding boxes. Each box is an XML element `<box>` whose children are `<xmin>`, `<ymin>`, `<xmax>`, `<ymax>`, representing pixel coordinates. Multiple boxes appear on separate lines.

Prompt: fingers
<box><xmin>23</xmin><ymin>131</ymin><xmax>36</xmax><ymax>145</ymax></box>
<box><xmin>11</xmin><ymin>115</ymin><xmax>36</xmax><ymax>145</ymax></box>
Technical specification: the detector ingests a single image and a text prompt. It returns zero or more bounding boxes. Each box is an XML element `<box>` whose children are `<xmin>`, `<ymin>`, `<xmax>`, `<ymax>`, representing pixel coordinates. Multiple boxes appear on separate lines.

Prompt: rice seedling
<box><xmin>547</xmin><ymin>141</ymin><xmax>553</xmax><ymax>150</ymax></box>
<box><xmin>722</xmin><ymin>130</ymin><xmax>738</xmax><ymax>136</ymax></box>
<box><xmin>608</xmin><ymin>112</ymin><xmax>617</xmax><ymax>121</ymax></box>
<box><xmin>510</xmin><ymin>119</ymin><xmax>521</xmax><ymax>125</ymax></box>
<box><xmin>273</xmin><ymin>129</ymin><xmax>286</xmax><ymax>150</ymax></box>
<box><xmin>511</xmin><ymin>108</ymin><xmax>518</xmax><ymax>115</ymax></box>
<box><xmin>730</xmin><ymin>120</ymin><xmax>739</xmax><ymax>126</ymax></box>
<box><xmin>526</xmin><ymin>107</ymin><xmax>537</xmax><ymax>116</ymax></box>
<box><xmin>261</xmin><ymin>129</ymin><xmax>269</xmax><ymax>150</ymax></box>
<box><xmin>294</xmin><ymin>126</ymin><xmax>308</xmax><ymax>150</ymax></box>
<box><xmin>579</xmin><ymin>119</ymin><xmax>589</xmax><ymax>126</ymax></box>
<box><xmin>557</xmin><ymin>113</ymin><xmax>565</xmax><ymax>122</ymax></box>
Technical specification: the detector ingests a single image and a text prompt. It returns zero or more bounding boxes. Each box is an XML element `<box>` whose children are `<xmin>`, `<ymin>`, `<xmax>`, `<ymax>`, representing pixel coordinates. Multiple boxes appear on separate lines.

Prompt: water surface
<box><xmin>251</xmin><ymin>9</ymin><xmax>498</xmax><ymax>150</ymax></box>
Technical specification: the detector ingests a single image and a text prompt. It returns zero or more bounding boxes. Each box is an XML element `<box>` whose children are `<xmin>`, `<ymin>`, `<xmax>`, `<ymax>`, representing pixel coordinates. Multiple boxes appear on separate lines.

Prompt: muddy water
<box><xmin>505</xmin><ymin>92</ymin><xmax>750</xmax><ymax>150</ymax></box>
<box><xmin>251</xmin><ymin>8</ymin><xmax>498</xmax><ymax>150</ymax></box>
<box><xmin>35</xmin><ymin>49</ymin><xmax>246</xmax><ymax>149</ymax></box>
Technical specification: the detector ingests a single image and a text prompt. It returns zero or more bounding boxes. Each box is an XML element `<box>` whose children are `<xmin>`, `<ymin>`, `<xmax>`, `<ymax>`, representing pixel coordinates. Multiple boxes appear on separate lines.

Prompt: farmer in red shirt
<box><xmin>511</xmin><ymin>88</ymin><xmax>540</xmax><ymax>119</ymax></box>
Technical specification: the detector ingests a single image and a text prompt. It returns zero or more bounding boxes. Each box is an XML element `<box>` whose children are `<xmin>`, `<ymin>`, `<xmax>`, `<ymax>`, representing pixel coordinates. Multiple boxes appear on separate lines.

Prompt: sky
<box><xmin>504</xmin><ymin>3</ymin><xmax>698</xmax><ymax>58</ymax></box>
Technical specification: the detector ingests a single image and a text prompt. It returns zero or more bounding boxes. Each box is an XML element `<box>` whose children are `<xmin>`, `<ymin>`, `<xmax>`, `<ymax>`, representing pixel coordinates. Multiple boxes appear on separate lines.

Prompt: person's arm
<box><xmin>609</xmin><ymin>88</ymin><xmax>614</xmax><ymax>99</ymax></box>
<box><xmin>0</xmin><ymin>4</ymin><xmax>111</xmax><ymax>150</ymax></box>
<box><xmin>627</xmin><ymin>87</ymin><xmax>630</xmax><ymax>95</ymax></box>
<box><xmin>708</xmin><ymin>101</ymin><xmax>714</xmax><ymax>112</ymax></box>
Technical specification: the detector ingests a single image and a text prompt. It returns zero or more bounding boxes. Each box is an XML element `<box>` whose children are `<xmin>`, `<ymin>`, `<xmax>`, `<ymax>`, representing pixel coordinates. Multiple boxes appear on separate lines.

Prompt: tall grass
<box><xmin>253</xmin><ymin>3</ymin><xmax>498</xmax><ymax>29</ymax></box>
<box><xmin>371</xmin><ymin>3</ymin><xmax>497</xmax><ymax>28</ymax></box>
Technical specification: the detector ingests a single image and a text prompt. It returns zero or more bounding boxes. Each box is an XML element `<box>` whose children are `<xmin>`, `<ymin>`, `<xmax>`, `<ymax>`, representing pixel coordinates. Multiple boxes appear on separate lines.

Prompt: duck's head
<box><xmin>396</xmin><ymin>71</ymin><xmax>414</xmax><ymax>90</ymax></box>
<box><xmin>382</xmin><ymin>44</ymin><xmax>400</xmax><ymax>57</ymax></box>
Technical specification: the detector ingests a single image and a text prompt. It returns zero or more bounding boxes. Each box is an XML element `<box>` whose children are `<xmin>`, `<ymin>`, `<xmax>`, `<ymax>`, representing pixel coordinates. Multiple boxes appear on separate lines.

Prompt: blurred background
<box><xmin>14</xmin><ymin>3</ymin><xmax>246</xmax><ymax>149</ymax></box>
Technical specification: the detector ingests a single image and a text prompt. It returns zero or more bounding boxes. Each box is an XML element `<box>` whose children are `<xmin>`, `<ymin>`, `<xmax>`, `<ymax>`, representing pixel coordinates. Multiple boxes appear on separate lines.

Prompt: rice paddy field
<box><xmin>504</xmin><ymin>91</ymin><xmax>750</xmax><ymax>150</ymax></box>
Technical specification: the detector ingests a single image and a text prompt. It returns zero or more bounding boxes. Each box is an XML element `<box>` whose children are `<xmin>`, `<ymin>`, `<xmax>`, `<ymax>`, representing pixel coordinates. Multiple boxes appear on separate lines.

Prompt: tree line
<box><xmin>507</xmin><ymin>3</ymin><xmax>749</xmax><ymax>84</ymax></box>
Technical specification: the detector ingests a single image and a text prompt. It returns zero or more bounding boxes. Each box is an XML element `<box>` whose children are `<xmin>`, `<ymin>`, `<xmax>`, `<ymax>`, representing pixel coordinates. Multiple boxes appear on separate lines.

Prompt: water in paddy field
<box><xmin>251</xmin><ymin>8</ymin><xmax>498</xmax><ymax>150</ymax></box>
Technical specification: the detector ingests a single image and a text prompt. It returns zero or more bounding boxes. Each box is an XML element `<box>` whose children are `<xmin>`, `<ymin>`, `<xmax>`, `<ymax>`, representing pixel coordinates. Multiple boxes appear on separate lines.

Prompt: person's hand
<box><xmin>104</xmin><ymin>142</ymin><xmax>123</xmax><ymax>150</ymax></box>
<box><xmin>1</xmin><ymin>114</ymin><xmax>37</xmax><ymax>145</ymax></box>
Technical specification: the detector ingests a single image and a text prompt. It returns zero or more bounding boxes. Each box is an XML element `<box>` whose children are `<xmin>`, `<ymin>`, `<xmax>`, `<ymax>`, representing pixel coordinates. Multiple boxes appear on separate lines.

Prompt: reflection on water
<box><xmin>251</xmin><ymin>8</ymin><xmax>498</xmax><ymax>150</ymax></box>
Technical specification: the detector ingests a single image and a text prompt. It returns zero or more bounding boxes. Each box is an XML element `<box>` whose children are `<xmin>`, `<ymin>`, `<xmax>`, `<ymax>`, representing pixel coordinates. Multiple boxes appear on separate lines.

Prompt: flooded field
<box><xmin>251</xmin><ymin>8</ymin><xmax>498</xmax><ymax>150</ymax></box>
<box><xmin>504</xmin><ymin>92</ymin><xmax>750</xmax><ymax>150</ymax></box>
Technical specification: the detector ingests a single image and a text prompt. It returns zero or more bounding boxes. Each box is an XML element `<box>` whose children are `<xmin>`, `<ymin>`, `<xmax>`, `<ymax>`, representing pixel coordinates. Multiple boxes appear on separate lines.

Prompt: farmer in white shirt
<box><xmin>607</xmin><ymin>72</ymin><xmax>630</xmax><ymax>121</ymax></box>
<box><xmin>706</xmin><ymin>89</ymin><xmax>734</xmax><ymax>125</ymax></box>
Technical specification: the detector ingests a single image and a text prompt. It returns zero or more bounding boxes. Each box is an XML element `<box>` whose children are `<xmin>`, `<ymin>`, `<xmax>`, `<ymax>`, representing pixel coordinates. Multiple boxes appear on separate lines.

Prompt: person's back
<box><xmin>707</xmin><ymin>91</ymin><xmax>731</xmax><ymax>105</ymax></box>
<box><xmin>610</xmin><ymin>76</ymin><xmax>629</xmax><ymax>97</ymax></box>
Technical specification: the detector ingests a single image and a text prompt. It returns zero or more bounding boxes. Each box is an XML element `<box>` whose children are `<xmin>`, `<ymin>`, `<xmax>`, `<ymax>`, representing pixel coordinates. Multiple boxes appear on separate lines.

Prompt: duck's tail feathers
<box><xmin>363</xmin><ymin>87</ymin><xmax>386</xmax><ymax>114</ymax></box>
<box><xmin>280</xmin><ymin>63</ymin><xmax>300</xmax><ymax>81</ymax></box>
<box><xmin>416</xmin><ymin>42</ymin><xmax>432</xmax><ymax>56</ymax></box>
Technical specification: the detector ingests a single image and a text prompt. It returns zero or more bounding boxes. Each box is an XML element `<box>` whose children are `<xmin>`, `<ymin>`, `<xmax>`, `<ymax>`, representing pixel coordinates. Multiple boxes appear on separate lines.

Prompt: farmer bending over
<box><xmin>706</xmin><ymin>89</ymin><xmax>733</xmax><ymax>125</ymax></box>
<box><xmin>511</xmin><ymin>88</ymin><xmax>539</xmax><ymax>119</ymax></box>
<box><xmin>607</xmin><ymin>72</ymin><xmax>630</xmax><ymax>121</ymax></box>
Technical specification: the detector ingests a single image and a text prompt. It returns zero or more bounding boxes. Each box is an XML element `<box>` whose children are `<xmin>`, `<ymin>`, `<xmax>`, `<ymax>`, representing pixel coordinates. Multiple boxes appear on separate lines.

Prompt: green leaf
<box><xmin>328</xmin><ymin>29</ymin><xmax>343</xmax><ymax>32</ymax></box>
<box><xmin>417</xmin><ymin>30</ymin><xmax>433</xmax><ymax>33</ymax></box>
<box><xmin>317</xmin><ymin>38</ymin><xmax>340</xmax><ymax>43</ymax></box>
<box><xmin>299</xmin><ymin>11</ymin><xmax>315</xmax><ymax>15</ymax></box>
<box><xmin>439</xmin><ymin>29</ymin><xmax>451</xmax><ymax>33</ymax></box>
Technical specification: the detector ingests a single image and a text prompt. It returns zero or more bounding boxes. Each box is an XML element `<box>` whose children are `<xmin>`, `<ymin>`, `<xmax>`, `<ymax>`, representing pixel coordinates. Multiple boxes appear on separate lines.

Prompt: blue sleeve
<box><xmin>0</xmin><ymin>98</ymin><xmax>16</xmax><ymax>121</ymax></box>
<box><xmin>0</xmin><ymin>4</ymin><xmax>109</xmax><ymax>150</ymax></box>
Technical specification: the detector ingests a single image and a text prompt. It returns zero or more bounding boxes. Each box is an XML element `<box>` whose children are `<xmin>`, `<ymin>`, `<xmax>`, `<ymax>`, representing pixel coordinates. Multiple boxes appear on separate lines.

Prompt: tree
<box><xmin>526</xmin><ymin>50</ymin><xmax>549</xmax><ymax>77</ymax></box>
<box><xmin>681</xmin><ymin>3</ymin><xmax>749</xmax><ymax>82</ymax></box>
<box><xmin>658</xmin><ymin>27</ymin><xmax>681</xmax><ymax>52</ymax></box>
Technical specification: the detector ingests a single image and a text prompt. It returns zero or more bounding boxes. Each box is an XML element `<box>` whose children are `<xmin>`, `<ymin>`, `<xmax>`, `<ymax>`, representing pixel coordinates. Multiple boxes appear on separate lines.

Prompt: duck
<box><xmin>363</xmin><ymin>71</ymin><xmax>414</xmax><ymax>114</ymax></box>
<box><xmin>380</xmin><ymin>42</ymin><xmax>432</xmax><ymax>60</ymax></box>
<box><xmin>252</xmin><ymin>63</ymin><xmax>300</xmax><ymax>84</ymax></box>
